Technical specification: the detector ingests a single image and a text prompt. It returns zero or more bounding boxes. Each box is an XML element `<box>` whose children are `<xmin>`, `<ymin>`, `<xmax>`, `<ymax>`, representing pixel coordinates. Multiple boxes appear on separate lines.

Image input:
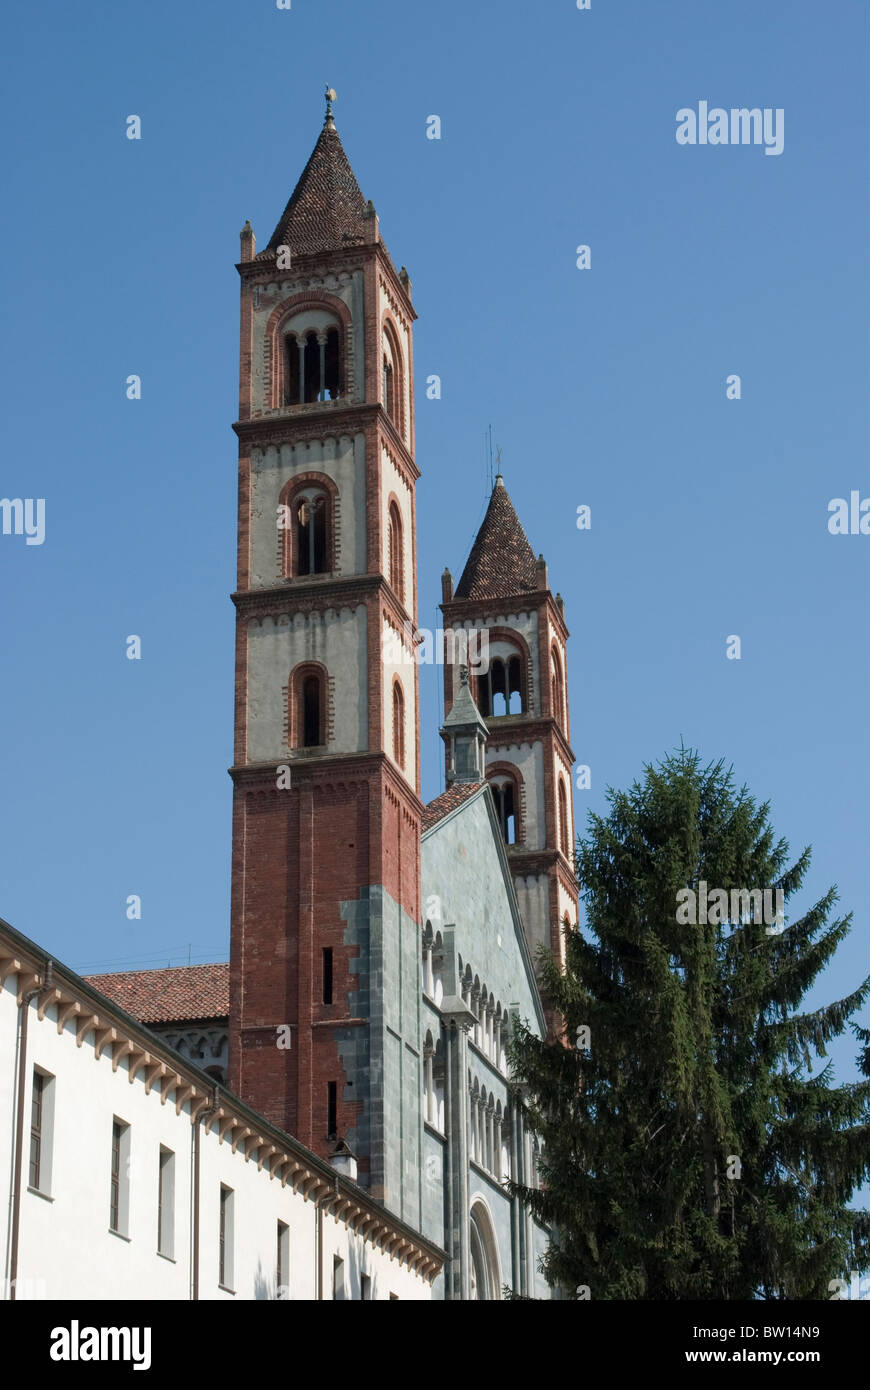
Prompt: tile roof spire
<box><xmin>261</xmin><ymin>89</ymin><xmax>371</xmax><ymax>258</ymax></box>
<box><xmin>454</xmin><ymin>474</ymin><xmax>538</xmax><ymax>600</ymax></box>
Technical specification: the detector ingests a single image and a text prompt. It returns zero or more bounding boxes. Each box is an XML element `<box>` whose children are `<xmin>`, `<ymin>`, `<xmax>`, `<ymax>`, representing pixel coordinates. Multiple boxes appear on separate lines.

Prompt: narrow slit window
<box><xmin>277</xmin><ymin>1221</ymin><xmax>289</xmax><ymax>1299</ymax></box>
<box><xmin>219</xmin><ymin>1185</ymin><xmax>234</xmax><ymax>1289</ymax></box>
<box><xmin>322</xmin><ymin>947</ymin><xmax>333</xmax><ymax>1005</ymax></box>
<box><xmin>158</xmin><ymin>1147</ymin><xmax>174</xmax><ymax>1258</ymax></box>
<box><xmin>302</xmin><ymin>674</ymin><xmax>321</xmax><ymax>747</ymax></box>
<box><xmin>327</xmin><ymin>1081</ymin><xmax>337</xmax><ymax>1140</ymax></box>
<box><xmin>29</xmin><ymin>1071</ymin><xmax>44</xmax><ymax>1190</ymax></box>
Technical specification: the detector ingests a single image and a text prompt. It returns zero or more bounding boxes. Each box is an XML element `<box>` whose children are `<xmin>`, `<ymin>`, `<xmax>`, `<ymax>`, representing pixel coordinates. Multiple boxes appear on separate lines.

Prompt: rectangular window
<box><xmin>333</xmin><ymin>1255</ymin><xmax>345</xmax><ymax>1301</ymax></box>
<box><xmin>219</xmin><ymin>1185</ymin><xmax>234</xmax><ymax>1289</ymax></box>
<box><xmin>327</xmin><ymin>1081</ymin><xmax>337</xmax><ymax>1140</ymax></box>
<box><xmin>277</xmin><ymin>1221</ymin><xmax>289</xmax><ymax>1299</ymax></box>
<box><xmin>29</xmin><ymin>1069</ymin><xmax>55</xmax><ymax>1193</ymax></box>
<box><xmin>109</xmin><ymin>1119</ymin><xmax>131</xmax><ymax>1236</ymax></box>
<box><xmin>158</xmin><ymin>1147</ymin><xmax>174</xmax><ymax>1258</ymax></box>
<box><xmin>361</xmin><ymin>1272</ymin><xmax>371</xmax><ymax>1301</ymax></box>
<box><xmin>322</xmin><ymin>947</ymin><xmax>333</xmax><ymax>1005</ymax></box>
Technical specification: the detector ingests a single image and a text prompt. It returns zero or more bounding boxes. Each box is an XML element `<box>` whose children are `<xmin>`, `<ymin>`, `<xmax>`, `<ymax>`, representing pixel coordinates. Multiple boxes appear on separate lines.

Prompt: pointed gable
<box><xmin>261</xmin><ymin>116</ymin><xmax>370</xmax><ymax>258</ymax></box>
<box><xmin>455</xmin><ymin>475</ymin><xmax>538</xmax><ymax>600</ymax></box>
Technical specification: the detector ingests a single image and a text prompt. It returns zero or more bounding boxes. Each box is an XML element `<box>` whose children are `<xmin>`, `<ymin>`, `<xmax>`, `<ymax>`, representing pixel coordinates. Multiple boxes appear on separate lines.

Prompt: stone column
<box><xmin>317</xmin><ymin>332</ymin><xmax>328</xmax><ymax>400</ymax></box>
<box><xmin>297</xmin><ymin>337</ymin><xmax>306</xmax><ymax>403</ymax></box>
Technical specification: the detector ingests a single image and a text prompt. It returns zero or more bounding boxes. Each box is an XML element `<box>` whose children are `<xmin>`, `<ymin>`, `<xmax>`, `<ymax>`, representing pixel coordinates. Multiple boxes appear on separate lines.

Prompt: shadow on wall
<box><xmin>249</xmin><ymin>1228</ymin><xmax>390</xmax><ymax>1300</ymax></box>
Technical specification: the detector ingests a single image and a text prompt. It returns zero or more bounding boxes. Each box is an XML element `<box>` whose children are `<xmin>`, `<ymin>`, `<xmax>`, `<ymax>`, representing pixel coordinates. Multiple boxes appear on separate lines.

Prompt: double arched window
<box><xmin>295</xmin><ymin>491</ymin><xmax>328</xmax><ymax>575</ymax></box>
<box><xmin>488</xmin><ymin>769</ymin><xmax>521</xmax><ymax>846</ymax></box>
<box><xmin>280</xmin><ymin>479</ymin><xmax>335</xmax><ymax>579</ymax></box>
<box><xmin>477</xmin><ymin>652</ymin><xmax>524</xmax><ymax>717</ymax></box>
<box><xmin>284</xmin><ymin>326</ymin><xmax>342</xmax><ymax>404</ymax></box>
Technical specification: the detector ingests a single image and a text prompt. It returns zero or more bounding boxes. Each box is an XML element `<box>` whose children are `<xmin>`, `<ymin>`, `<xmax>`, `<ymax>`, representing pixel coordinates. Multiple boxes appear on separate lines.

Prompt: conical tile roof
<box><xmin>454</xmin><ymin>475</ymin><xmax>538</xmax><ymax>599</ymax></box>
<box><xmin>261</xmin><ymin>115</ymin><xmax>370</xmax><ymax>258</ymax></box>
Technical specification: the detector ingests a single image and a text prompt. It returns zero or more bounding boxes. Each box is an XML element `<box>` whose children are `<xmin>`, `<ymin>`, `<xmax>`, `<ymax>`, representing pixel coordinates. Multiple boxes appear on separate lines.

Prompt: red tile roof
<box><xmin>84</xmin><ymin>963</ymin><xmax>229</xmax><ymax>1025</ymax></box>
<box><xmin>454</xmin><ymin>476</ymin><xmax>538</xmax><ymax>600</ymax></box>
<box><xmin>262</xmin><ymin>116</ymin><xmax>370</xmax><ymax>258</ymax></box>
<box><xmin>422</xmin><ymin>781</ymin><xmax>484</xmax><ymax>833</ymax></box>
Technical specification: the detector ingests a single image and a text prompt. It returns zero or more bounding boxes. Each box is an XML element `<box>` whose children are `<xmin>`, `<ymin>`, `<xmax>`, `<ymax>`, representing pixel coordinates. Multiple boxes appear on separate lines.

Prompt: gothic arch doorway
<box><xmin>469</xmin><ymin>1201</ymin><xmax>501</xmax><ymax>1300</ymax></box>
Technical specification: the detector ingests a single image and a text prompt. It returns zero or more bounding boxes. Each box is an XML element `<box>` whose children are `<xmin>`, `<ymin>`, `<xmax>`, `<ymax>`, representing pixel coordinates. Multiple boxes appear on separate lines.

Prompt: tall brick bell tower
<box><xmin>229</xmin><ymin>92</ymin><xmax>424</xmax><ymax>1218</ymax></box>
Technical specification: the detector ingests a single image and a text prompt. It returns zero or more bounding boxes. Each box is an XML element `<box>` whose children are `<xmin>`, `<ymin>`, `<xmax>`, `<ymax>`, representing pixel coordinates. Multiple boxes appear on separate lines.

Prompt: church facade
<box><xmin>2</xmin><ymin>99</ymin><xmax>578</xmax><ymax>1301</ymax></box>
<box><xmin>222</xmin><ymin>96</ymin><xmax>578</xmax><ymax>1299</ymax></box>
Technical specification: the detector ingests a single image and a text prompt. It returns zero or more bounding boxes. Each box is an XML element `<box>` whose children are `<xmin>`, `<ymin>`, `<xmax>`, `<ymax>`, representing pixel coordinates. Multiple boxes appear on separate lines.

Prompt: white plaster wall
<box><xmin>246</xmin><ymin>607</ymin><xmax>368</xmax><ymax>761</ymax></box>
<box><xmin>3</xmin><ymin>988</ymin><xmax>433</xmax><ymax>1302</ymax></box>
<box><xmin>12</xmin><ymin>997</ymin><xmax>192</xmax><ymax>1301</ymax></box>
<box><xmin>485</xmin><ymin>740</ymin><xmax>545</xmax><ymax>850</ymax></box>
<box><xmin>0</xmin><ymin>976</ymin><xmax>20</xmax><ymax>1290</ymax></box>
<box><xmin>381</xmin><ymin>445</ymin><xmax>413</xmax><ymax>608</ymax></box>
<box><xmin>250</xmin><ymin>435</ymin><xmax>366</xmax><ymax>587</ymax></box>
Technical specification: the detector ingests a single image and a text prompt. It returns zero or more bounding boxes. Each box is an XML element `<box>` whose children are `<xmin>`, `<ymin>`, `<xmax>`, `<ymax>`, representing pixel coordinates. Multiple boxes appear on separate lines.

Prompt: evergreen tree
<box><xmin>508</xmin><ymin>750</ymin><xmax>870</xmax><ymax>1299</ymax></box>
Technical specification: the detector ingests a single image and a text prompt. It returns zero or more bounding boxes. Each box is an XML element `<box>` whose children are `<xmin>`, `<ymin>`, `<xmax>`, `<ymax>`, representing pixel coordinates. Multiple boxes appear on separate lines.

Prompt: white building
<box><xmin>1</xmin><ymin>916</ymin><xmax>442</xmax><ymax>1301</ymax></box>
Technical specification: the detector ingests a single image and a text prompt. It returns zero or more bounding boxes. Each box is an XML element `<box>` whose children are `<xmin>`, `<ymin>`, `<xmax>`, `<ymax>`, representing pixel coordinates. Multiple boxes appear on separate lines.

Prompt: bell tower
<box><xmin>228</xmin><ymin>93</ymin><xmax>424</xmax><ymax>1219</ymax></box>
<box><xmin>441</xmin><ymin>474</ymin><xmax>579</xmax><ymax>965</ymax></box>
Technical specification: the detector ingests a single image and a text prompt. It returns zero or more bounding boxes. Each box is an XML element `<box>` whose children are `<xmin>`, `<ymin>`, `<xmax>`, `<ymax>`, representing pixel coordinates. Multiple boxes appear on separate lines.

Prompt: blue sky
<box><xmin>1</xmin><ymin>0</ymin><xmax>867</xmax><ymax>1115</ymax></box>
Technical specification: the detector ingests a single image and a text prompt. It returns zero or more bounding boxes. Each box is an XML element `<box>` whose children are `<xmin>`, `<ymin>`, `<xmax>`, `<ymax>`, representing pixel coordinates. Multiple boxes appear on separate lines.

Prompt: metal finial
<box><xmin>325</xmin><ymin>86</ymin><xmax>337</xmax><ymax>123</ymax></box>
<box><xmin>459</xmin><ymin>664</ymin><xmax>469</xmax><ymax>687</ymax></box>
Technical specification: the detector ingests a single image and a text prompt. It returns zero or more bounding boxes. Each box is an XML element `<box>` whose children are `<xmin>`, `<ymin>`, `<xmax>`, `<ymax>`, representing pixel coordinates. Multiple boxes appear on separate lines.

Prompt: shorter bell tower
<box><xmin>441</xmin><ymin>474</ymin><xmax>579</xmax><ymax>963</ymax></box>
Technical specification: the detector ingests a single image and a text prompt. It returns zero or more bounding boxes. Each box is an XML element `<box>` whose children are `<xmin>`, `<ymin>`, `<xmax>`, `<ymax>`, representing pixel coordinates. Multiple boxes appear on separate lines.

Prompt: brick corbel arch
<box><xmin>277</xmin><ymin>471</ymin><xmax>340</xmax><ymax>578</ymax></box>
<box><xmin>266</xmin><ymin>291</ymin><xmax>354</xmax><ymax>409</ymax></box>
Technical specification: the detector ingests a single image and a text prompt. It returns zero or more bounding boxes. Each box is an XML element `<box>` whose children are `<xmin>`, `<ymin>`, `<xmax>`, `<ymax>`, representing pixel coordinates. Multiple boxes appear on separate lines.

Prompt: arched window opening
<box><xmin>507</xmin><ymin>656</ymin><xmax>522</xmax><ymax>714</ymax></box>
<box><xmin>324</xmin><ymin>327</ymin><xmax>341</xmax><ymax>398</ymax></box>
<box><xmin>422</xmin><ymin>923</ymin><xmax>434</xmax><ymax>996</ymax></box>
<box><xmin>490</xmin><ymin>776</ymin><xmax>517</xmax><ymax>846</ymax></box>
<box><xmin>423</xmin><ymin>1030</ymin><xmax>435</xmax><ymax>1126</ymax></box>
<box><xmin>469</xmin><ymin>1205</ymin><xmax>500</xmax><ymax>1301</ymax></box>
<box><xmin>303</xmin><ymin>675</ymin><xmax>322</xmax><ymax>747</ymax></box>
<box><xmin>479</xmin><ymin>654</ymin><xmax>524</xmax><ymax>717</ymax></box>
<box><xmin>558</xmin><ymin>777</ymin><xmax>569</xmax><ymax>856</ymax></box>
<box><xmin>285</xmin><ymin>326</ymin><xmax>343</xmax><ymax>405</ymax></box>
<box><xmin>551</xmin><ymin>647</ymin><xmax>564</xmax><ymax>726</ymax></box>
<box><xmin>388</xmin><ymin>501</ymin><xmax>404</xmax><ymax>600</ymax></box>
<box><xmin>383</xmin><ymin>356</ymin><xmax>395</xmax><ymax>420</ymax></box>
<box><xmin>433</xmin><ymin>1041</ymin><xmax>445</xmax><ymax>1131</ymax></box>
<box><xmin>392</xmin><ymin>680</ymin><xmax>405</xmax><ymax>769</ymax></box>
<box><xmin>295</xmin><ymin>492</ymin><xmax>328</xmax><ymax>576</ymax></box>
<box><xmin>432</xmin><ymin>933</ymin><xmax>444</xmax><ymax>1007</ymax></box>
